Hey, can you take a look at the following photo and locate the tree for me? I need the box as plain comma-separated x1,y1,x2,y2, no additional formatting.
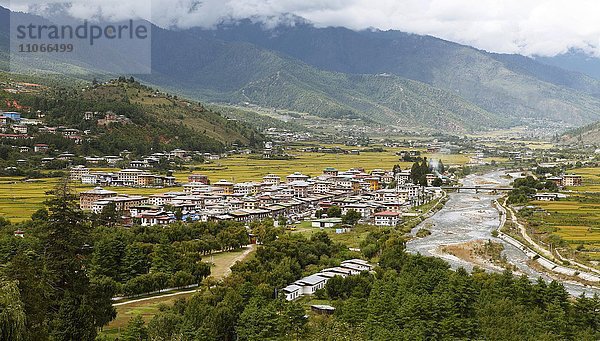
151,242,177,273
96,202,122,227
278,215,287,228
281,300,308,340
122,315,148,341
50,294,97,341
342,209,362,226
38,179,103,339
236,297,281,340
0,280,25,341
88,276,118,329
148,312,182,341
327,206,342,218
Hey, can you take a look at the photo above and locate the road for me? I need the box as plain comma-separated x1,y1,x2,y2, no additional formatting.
406,170,600,297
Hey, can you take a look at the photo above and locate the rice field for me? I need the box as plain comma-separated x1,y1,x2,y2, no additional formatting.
531,191,600,253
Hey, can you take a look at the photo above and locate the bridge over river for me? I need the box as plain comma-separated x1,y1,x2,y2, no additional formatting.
441,185,513,193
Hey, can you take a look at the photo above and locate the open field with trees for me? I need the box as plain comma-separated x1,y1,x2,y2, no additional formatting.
101,246,256,338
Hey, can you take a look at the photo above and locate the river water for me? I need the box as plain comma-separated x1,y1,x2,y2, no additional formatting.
406,170,600,296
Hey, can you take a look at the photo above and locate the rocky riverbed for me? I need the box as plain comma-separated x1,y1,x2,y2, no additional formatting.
406,170,600,296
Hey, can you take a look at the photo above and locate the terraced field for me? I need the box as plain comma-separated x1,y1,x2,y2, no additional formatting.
527,167,600,263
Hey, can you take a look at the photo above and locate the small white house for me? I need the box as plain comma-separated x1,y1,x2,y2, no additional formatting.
320,267,352,277
282,284,302,301
311,217,342,228
339,263,363,275
294,274,329,295
341,259,373,271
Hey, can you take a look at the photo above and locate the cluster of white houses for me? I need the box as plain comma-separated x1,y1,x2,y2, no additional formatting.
78,167,444,226
71,166,177,188
282,259,373,301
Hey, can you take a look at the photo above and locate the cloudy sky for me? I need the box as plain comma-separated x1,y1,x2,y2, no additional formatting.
4,0,600,57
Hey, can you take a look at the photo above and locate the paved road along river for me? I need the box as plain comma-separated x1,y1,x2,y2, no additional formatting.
406,170,600,296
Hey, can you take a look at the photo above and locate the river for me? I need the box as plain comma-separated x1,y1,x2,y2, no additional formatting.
406,170,600,296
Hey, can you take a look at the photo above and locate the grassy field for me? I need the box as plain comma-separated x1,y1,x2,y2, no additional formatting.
293,221,381,249
0,149,470,222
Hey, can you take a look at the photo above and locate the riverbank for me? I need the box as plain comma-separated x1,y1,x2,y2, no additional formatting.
496,199,600,284
406,170,600,296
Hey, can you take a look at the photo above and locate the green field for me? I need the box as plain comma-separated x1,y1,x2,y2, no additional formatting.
0,149,470,222
525,166,600,264
293,221,381,249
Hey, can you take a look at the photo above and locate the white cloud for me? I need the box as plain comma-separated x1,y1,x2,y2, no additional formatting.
4,0,600,57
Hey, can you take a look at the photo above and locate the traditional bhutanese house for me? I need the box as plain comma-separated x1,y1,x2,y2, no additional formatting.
351,179,362,193
33,143,49,153
212,180,234,194
188,174,209,184
286,172,309,183
229,210,250,222
323,167,339,176
138,211,174,226
79,187,118,211
263,204,286,219
374,210,401,226
262,174,281,185
562,174,582,187
365,177,380,191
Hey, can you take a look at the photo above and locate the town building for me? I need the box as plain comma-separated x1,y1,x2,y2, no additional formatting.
69,165,90,181
374,211,402,226
562,174,583,187
79,187,118,211
188,174,209,184
311,217,343,228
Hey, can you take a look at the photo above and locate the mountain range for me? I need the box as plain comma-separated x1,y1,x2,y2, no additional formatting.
3,7,600,133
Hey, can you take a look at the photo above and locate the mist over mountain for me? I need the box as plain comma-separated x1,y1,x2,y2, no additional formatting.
4,7,600,132
185,20,600,126
536,51,600,81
